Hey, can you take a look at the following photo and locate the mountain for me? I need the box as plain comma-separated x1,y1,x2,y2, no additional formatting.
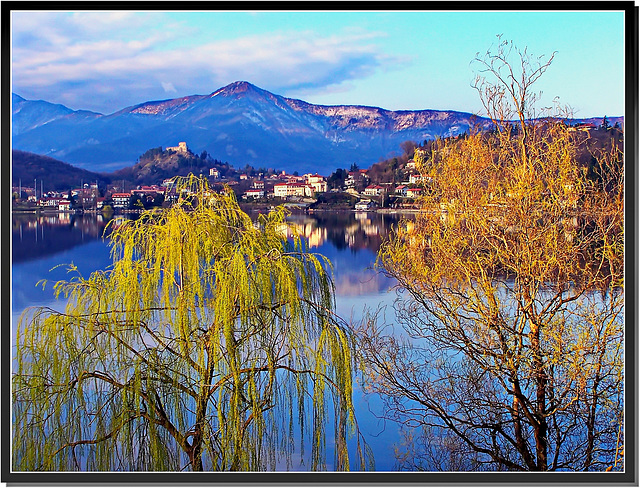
12,82,623,175
12,82,492,174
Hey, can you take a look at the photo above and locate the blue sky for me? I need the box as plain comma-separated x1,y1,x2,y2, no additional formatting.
11,9,626,118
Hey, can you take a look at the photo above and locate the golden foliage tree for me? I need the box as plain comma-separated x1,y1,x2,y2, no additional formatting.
358,39,624,471
14,176,370,471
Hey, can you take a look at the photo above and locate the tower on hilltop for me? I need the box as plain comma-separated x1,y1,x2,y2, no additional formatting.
167,142,188,153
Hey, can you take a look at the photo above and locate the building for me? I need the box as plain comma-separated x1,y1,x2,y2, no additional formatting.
407,187,422,198
111,193,131,208
244,189,265,199
273,183,313,198
395,185,408,196
355,199,376,211
304,174,327,193
58,200,72,212
132,185,165,197
167,142,188,153
345,170,369,189
162,178,177,188
209,168,220,179
39,197,62,207
364,185,385,197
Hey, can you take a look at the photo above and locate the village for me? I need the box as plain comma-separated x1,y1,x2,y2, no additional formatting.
12,142,428,214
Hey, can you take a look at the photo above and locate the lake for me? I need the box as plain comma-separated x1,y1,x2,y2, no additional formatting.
11,210,415,471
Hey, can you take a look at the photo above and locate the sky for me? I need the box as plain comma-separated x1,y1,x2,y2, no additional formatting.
11,9,626,118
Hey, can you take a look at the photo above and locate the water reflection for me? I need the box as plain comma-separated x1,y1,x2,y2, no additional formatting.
12,213,110,263
11,210,414,471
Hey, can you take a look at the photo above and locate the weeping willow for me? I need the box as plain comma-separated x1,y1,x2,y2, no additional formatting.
14,175,371,472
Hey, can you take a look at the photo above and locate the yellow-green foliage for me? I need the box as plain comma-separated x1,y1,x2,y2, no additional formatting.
14,175,368,472
371,120,624,471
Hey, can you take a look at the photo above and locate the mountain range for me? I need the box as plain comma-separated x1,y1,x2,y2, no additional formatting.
12,81,495,174
12,81,622,175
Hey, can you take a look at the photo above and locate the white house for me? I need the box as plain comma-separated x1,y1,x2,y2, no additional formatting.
244,189,265,199
111,193,131,208
364,185,385,196
355,199,376,211
273,183,313,198
58,199,72,212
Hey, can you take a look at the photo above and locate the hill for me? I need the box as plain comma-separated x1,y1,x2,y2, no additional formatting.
111,145,232,186
11,150,111,191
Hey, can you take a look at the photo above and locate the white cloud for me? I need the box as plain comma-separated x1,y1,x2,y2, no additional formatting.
11,12,404,113
161,82,177,93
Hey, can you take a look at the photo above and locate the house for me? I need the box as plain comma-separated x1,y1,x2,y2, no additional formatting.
132,186,165,198
407,187,422,198
162,178,177,188
209,168,220,179
111,193,131,208
273,183,313,198
305,174,328,193
409,174,426,184
39,197,61,207
355,199,376,211
395,185,408,196
364,185,385,197
244,189,265,199
253,180,265,189
58,199,72,212
345,169,369,188
164,190,179,204
305,174,325,184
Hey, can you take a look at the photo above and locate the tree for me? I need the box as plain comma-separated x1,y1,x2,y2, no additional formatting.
358,40,624,471
327,168,348,190
400,140,418,157
14,175,371,471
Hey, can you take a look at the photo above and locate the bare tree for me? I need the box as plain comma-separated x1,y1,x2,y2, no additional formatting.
358,40,624,471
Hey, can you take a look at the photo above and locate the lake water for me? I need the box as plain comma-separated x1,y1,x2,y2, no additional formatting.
11,210,414,471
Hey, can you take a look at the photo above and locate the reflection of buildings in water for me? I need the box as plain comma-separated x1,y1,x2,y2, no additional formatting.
361,222,380,237
352,212,382,236
278,219,327,248
14,213,108,244
343,222,360,249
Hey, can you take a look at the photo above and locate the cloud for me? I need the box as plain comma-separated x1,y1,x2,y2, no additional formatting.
161,82,177,93
11,12,405,113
